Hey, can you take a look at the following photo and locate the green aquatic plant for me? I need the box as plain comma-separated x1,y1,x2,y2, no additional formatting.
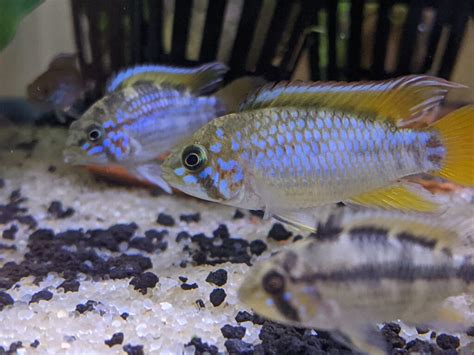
0,0,44,52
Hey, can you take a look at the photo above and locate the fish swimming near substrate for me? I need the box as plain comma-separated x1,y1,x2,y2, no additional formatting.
239,209,474,354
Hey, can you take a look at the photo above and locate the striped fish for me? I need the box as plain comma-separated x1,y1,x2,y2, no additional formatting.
238,210,473,354
63,62,228,193
160,75,473,222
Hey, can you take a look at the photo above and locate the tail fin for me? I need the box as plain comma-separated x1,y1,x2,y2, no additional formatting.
432,106,474,186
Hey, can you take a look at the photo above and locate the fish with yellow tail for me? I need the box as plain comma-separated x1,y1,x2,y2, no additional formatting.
63,62,263,192
238,210,474,354
160,75,473,225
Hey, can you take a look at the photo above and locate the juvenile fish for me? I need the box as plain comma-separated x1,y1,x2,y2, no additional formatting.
238,210,474,354
27,53,94,121
161,76,473,223
63,62,231,192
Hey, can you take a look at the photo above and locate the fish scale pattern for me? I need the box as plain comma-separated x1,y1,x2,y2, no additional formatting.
224,108,439,206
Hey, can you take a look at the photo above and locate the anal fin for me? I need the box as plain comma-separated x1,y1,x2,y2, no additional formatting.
349,183,438,213
134,163,172,194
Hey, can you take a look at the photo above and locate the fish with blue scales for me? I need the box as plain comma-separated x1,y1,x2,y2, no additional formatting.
238,210,474,354
160,75,473,225
63,62,263,192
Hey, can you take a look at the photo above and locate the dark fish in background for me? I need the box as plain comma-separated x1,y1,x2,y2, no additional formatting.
27,53,95,122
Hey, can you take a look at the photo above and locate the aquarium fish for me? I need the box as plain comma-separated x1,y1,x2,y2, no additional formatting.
161,75,473,223
238,211,474,354
27,53,94,120
64,62,264,193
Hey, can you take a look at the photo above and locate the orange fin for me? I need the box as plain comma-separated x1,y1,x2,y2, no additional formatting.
431,105,474,186
239,75,464,124
349,184,438,213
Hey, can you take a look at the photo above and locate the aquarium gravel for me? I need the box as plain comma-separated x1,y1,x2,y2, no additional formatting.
0,124,473,354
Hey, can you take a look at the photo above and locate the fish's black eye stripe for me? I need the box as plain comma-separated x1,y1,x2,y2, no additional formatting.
274,296,300,322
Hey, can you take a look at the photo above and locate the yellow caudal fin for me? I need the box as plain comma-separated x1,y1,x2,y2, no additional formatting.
431,105,474,186
349,183,438,213
106,62,228,95
239,75,465,124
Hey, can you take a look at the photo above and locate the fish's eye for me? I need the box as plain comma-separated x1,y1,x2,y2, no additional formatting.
181,144,207,172
87,126,102,142
262,270,285,295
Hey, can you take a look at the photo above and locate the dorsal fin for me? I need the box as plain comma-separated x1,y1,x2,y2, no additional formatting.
49,53,78,70
106,62,228,95
239,75,464,124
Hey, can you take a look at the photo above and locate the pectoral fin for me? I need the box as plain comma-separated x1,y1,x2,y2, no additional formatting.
134,163,172,194
349,183,438,213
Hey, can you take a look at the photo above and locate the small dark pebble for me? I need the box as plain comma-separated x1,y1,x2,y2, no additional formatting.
180,213,201,223
431,331,437,339
213,224,230,239
206,269,227,286
30,340,40,348
2,224,18,240
405,339,439,353
156,213,175,226
382,322,401,335
176,231,191,243
209,288,226,307
233,210,244,219
249,210,264,218
416,325,430,334
267,223,292,241
221,324,246,339
123,344,144,355
250,239,267,255
17,215,37,228
178,276,188,282
105,332,124,347
181,283,198,290
48,165,56,173
47,201,75,219
195,299,205,309
129,272,159,295
185,337,218,355
29,289,53,304
467,326,474,337
57,279,80,293
144,229,167,241
0,178,4,188
293,235,303,242
225,339,254,354
121,312,129,320
76,300,97,314
381,323,405,349
436,333,460,350
7,341,23,353
0,290,14,311
235,311,253,323
179,260,187,268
